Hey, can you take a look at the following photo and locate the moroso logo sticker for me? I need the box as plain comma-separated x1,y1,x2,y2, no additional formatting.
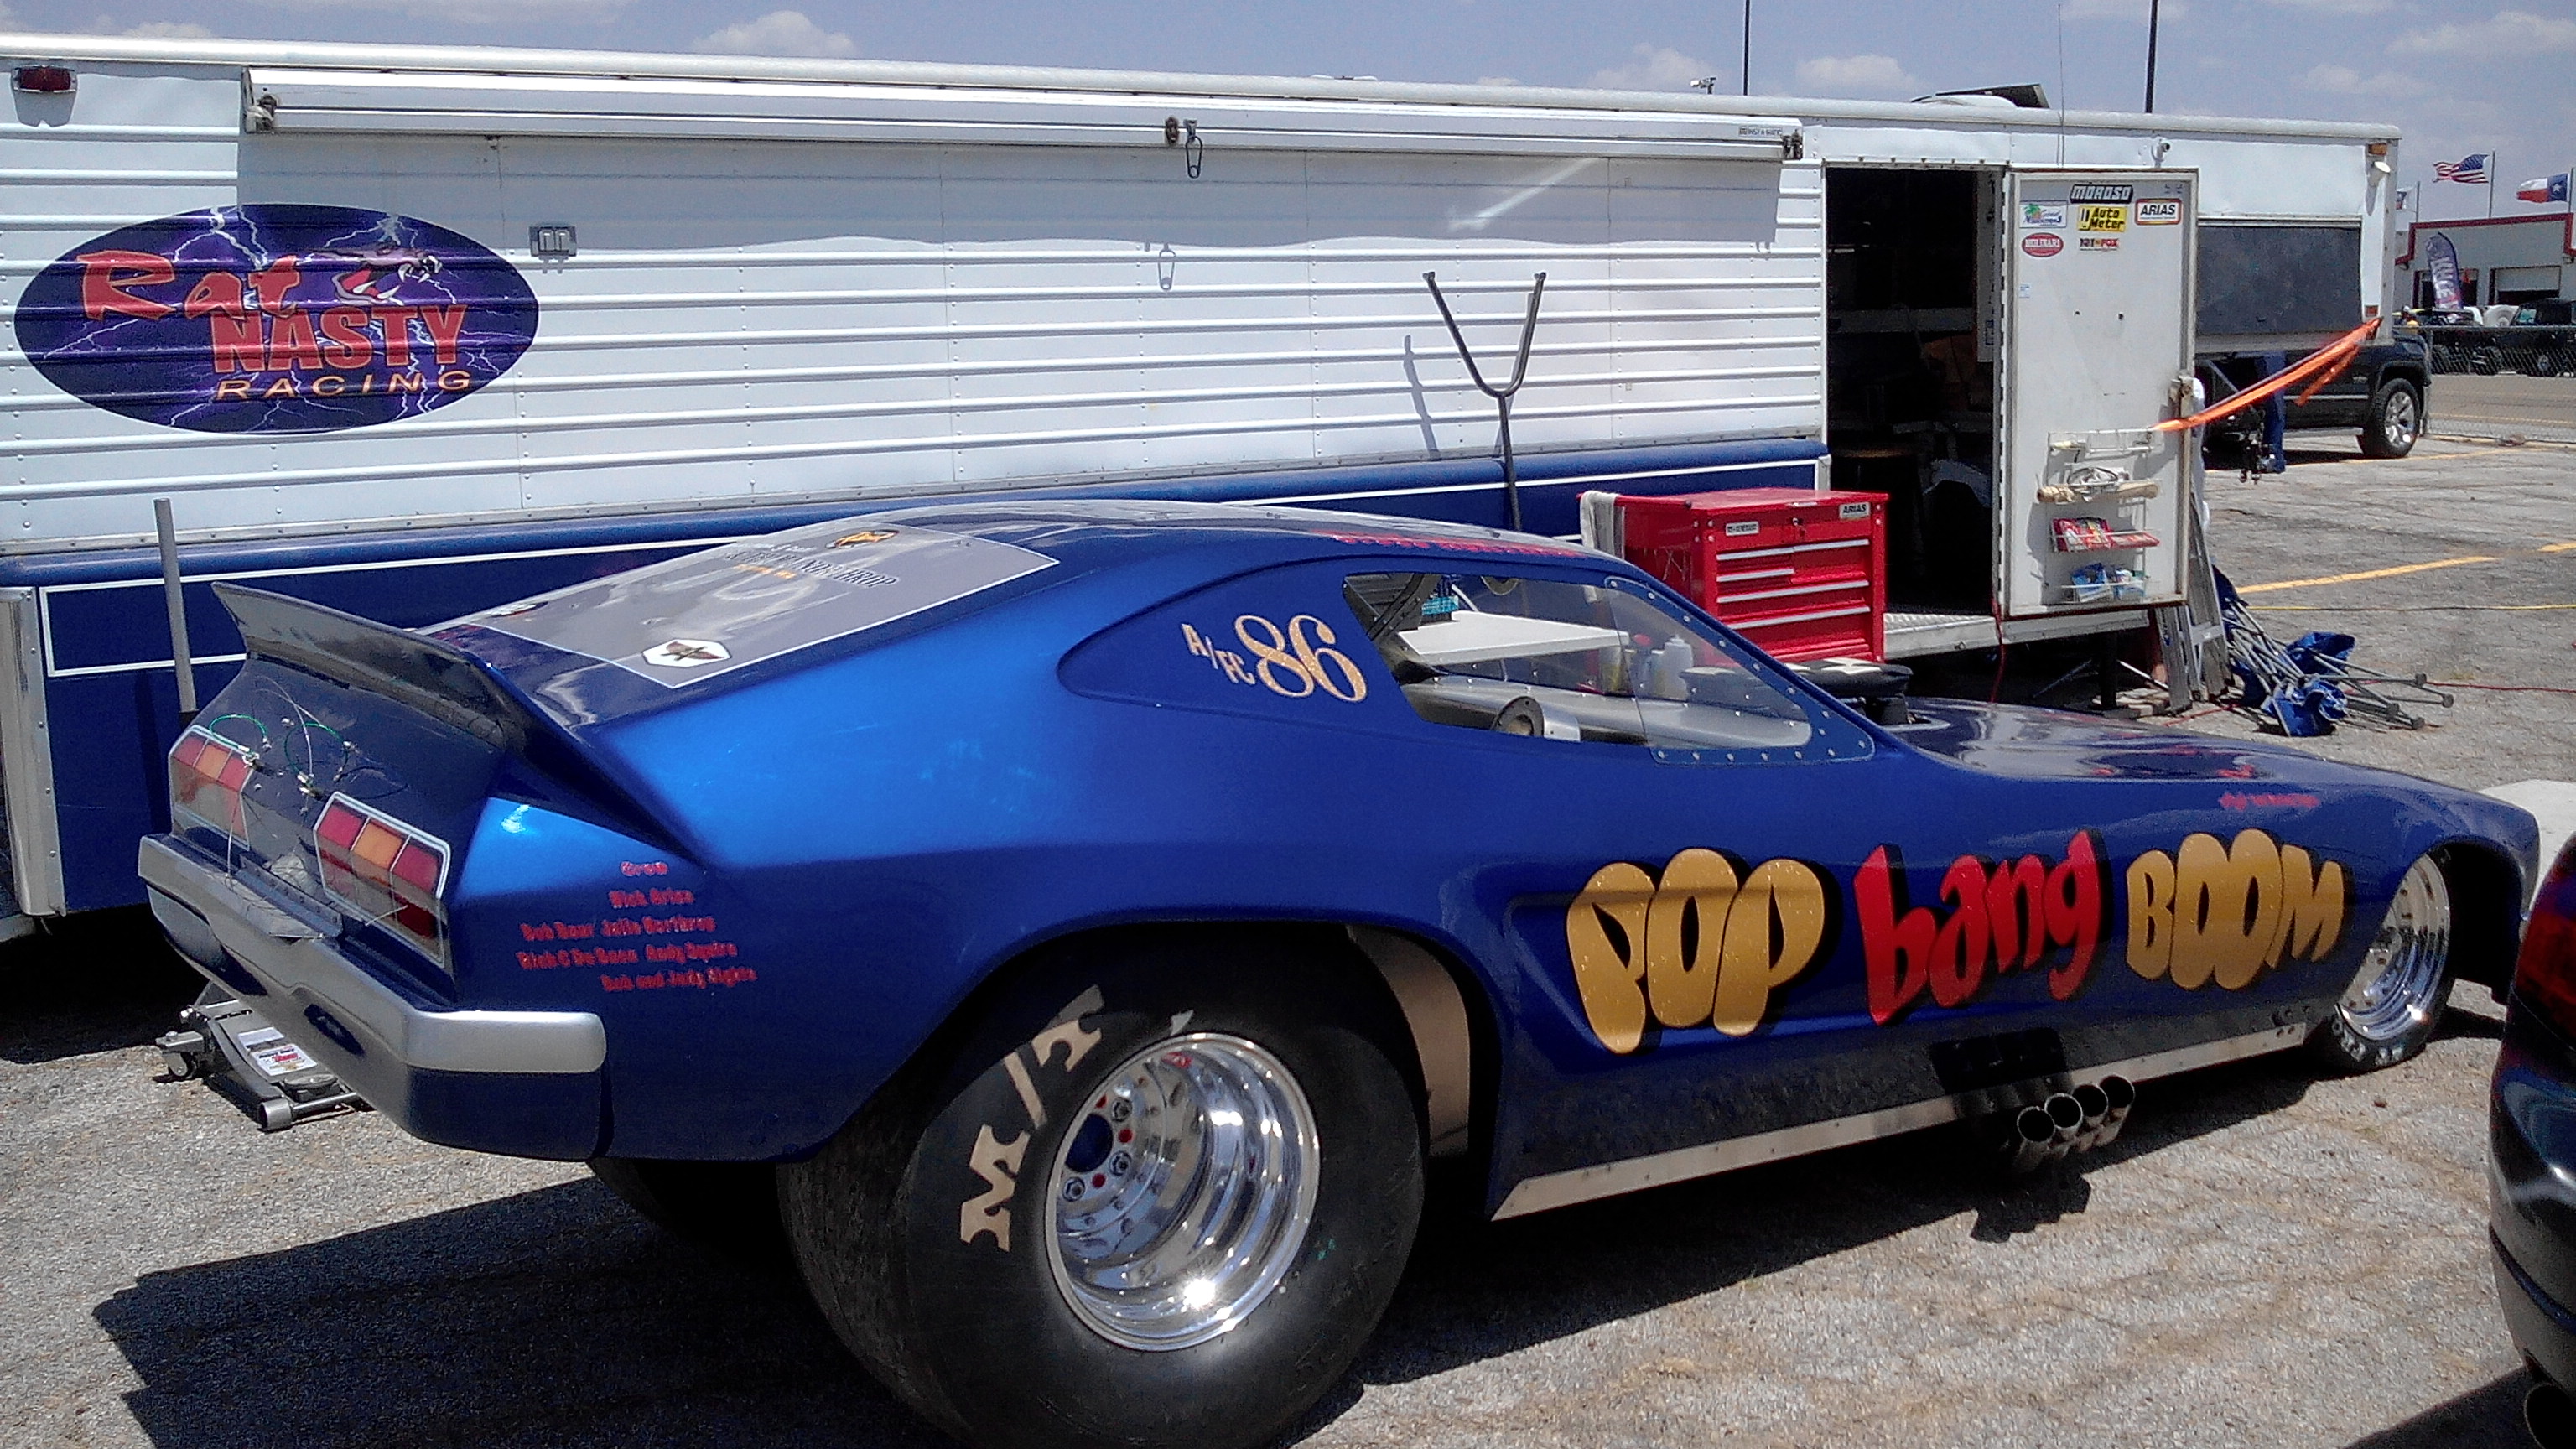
13,205,538,434
2021,231,2065,258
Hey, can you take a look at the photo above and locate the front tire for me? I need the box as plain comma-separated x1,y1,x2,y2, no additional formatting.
2359,377,2423,459
781,931,1425,1449
2527,349,2564,379
2309,854,2455,1073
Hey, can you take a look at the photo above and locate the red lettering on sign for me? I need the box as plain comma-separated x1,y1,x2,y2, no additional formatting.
268,312,325,371
318,307,372,367
247,259,300,315
374,304,418,366
421,304,469,365
184,271,247,319
78,251,175,320
209,315,264,374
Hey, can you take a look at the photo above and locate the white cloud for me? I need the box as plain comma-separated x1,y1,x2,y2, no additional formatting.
1589,44,1711,91
2063,0,2189,19
2391,8,2576,56
118,21,215,36
244,0,626,23
1475,75,1522,88
693,10,857,58
2301,61,2427,97
1794,54,1918,95
2266,0,2393,12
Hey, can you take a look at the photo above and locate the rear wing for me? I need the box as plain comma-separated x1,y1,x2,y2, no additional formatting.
214,584,680,850
216,582,541,752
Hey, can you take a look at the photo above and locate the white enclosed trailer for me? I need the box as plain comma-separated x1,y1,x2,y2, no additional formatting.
0,34,2395,928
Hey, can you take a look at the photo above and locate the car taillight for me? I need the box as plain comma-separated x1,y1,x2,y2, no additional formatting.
170,726,255,842
315,794,451,971
2512,841,2576,1039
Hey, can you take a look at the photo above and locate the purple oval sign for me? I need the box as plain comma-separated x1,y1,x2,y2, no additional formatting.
14,205,538,434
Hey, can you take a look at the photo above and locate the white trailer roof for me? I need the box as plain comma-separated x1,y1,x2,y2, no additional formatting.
0,31,2398,146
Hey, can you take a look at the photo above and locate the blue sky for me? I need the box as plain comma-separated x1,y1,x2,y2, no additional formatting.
6,0,2570,220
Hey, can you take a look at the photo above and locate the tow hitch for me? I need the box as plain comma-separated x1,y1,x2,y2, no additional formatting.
155,983,368,1131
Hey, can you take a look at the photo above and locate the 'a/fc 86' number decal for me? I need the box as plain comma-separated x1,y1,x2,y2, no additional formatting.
1182,615,1369,703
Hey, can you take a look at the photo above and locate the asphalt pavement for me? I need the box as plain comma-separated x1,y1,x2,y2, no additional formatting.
2429,375,2576,445
3,436,2572,1449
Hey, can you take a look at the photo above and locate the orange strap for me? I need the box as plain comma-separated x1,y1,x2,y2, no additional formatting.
2154,318,2381,432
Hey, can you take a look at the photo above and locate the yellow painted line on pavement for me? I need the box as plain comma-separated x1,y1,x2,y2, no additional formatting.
2237,539,2576,594
2235,556,2499,593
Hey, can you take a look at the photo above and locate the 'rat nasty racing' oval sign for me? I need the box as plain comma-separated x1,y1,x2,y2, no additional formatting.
14,205,538,434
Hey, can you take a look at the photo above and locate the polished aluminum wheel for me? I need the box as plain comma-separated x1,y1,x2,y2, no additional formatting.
1046,1032,1319,1351
2339,856,2452,1044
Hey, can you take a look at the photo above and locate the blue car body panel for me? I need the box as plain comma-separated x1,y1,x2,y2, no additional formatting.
146,497,2537,1214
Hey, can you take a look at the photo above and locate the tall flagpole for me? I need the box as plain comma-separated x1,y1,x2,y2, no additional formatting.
2489,150,2497,217
2144,0,2162,112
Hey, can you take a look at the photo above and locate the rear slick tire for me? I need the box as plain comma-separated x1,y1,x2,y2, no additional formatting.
2308,854,2455,1074
780,931,1425,1449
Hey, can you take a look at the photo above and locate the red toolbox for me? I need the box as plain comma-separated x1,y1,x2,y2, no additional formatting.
1615,487,1887,662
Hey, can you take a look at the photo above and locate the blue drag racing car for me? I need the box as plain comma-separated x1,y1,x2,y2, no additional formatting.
142,501,2536,1449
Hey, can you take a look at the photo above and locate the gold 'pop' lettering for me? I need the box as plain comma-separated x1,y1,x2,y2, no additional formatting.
1566,849,1832,1052
1567,862,1658,1055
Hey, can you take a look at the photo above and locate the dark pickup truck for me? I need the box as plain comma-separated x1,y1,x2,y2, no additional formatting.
2194,335,2433,469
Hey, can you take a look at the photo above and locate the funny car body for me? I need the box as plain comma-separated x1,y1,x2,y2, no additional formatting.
141,501,2537,1449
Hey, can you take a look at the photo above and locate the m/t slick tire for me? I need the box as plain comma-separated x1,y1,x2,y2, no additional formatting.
780,929,1426,1449
2309,854,2454,1074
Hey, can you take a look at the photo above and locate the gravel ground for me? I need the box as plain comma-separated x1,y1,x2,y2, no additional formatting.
3,437,2570,1449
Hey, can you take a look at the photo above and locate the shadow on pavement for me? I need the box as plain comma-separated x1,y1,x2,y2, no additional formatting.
0,906,200,1066
2344,1369,2532,1448
96,1176,947,1449
98,1054,2333,1449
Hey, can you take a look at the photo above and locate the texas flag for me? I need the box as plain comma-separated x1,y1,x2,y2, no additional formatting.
2519,173,2571,204
2434,153,2492,183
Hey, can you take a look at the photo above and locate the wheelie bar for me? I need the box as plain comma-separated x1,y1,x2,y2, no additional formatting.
155,981,369,1132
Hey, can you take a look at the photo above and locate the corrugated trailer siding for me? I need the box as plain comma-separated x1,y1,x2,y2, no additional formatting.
0,65,1824,548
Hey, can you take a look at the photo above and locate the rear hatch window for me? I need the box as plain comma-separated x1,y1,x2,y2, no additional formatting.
437,520,1055,693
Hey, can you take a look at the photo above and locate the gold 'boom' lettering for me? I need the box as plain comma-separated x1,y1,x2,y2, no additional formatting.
1567,849,1831,1052
2127,829,2347,989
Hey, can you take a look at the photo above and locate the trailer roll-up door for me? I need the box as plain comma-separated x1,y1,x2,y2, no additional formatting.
1997,169,2197,619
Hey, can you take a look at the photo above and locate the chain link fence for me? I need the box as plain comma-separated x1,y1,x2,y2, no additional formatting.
2410,325,2576,445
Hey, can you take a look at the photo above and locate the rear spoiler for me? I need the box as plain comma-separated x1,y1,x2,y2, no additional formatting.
217,583,540,751
214,584,683,851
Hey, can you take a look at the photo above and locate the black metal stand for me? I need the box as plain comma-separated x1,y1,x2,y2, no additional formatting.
1424,271,1546,533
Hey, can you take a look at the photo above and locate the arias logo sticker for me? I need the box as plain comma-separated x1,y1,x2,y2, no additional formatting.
2022,231,2065,258
14,205,538,434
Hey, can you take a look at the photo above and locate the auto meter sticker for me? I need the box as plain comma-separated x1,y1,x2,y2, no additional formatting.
454,519,1056,688
14,205,538,434
2136,198,2183,226
2078,205,2130,233
1561,828,2353,1052
2020,203,2067,228
2022,232,2066,258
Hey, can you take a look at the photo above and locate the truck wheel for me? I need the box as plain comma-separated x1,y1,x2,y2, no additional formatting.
2309,854,2454,1074
2527,350,2563,379
781,932,1425,1449
2470,347,2503,377
589,1158,787,1260
2359,378,2423,459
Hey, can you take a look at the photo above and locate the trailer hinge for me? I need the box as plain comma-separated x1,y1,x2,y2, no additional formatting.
244,89,277,133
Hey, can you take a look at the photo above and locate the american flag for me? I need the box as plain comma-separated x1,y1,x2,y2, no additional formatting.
2433,153,2491,184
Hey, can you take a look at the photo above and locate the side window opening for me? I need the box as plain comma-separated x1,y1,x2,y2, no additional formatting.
1342,570,1815,752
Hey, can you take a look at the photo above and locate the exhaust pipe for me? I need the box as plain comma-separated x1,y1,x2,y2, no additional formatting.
2528,1380,2576,1449
2093,1076,2136,1149
2070,1082,2110,1150
1999,1104,2060,1175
